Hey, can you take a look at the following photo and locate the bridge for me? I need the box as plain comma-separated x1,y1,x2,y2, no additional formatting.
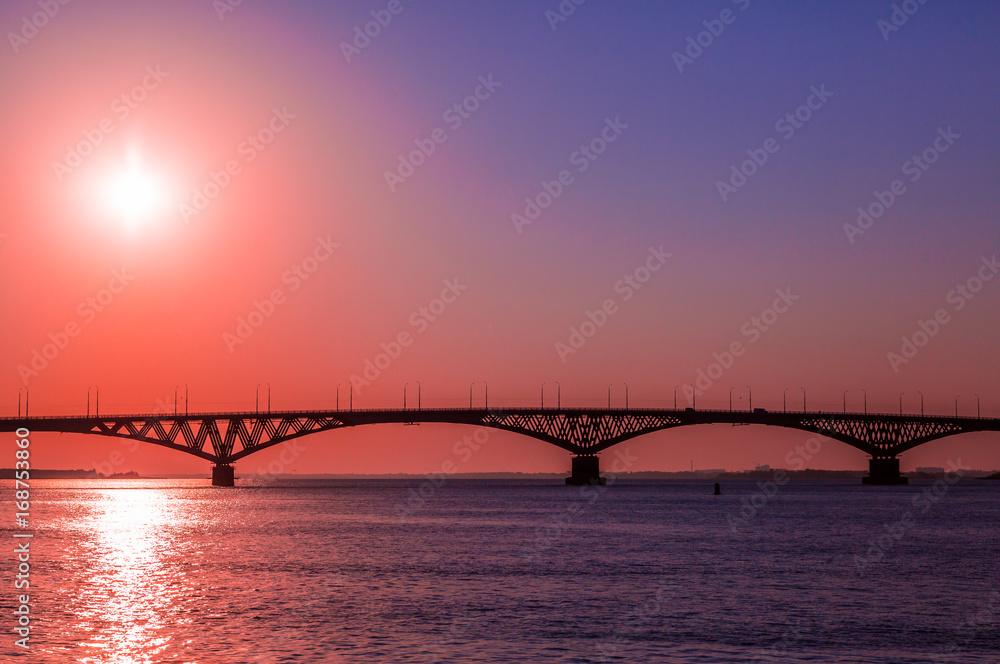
3,406,998,486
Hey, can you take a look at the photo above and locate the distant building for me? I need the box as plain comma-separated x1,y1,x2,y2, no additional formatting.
754,464,771,472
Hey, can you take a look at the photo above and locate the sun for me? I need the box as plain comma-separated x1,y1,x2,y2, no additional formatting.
100,146,170,228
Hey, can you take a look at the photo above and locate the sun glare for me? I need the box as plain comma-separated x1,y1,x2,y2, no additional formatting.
100,146,170,229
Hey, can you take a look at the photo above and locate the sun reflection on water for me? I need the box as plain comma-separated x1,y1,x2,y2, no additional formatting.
76,487,182,664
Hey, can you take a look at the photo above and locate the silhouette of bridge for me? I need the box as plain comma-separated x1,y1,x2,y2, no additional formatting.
4,406,998,486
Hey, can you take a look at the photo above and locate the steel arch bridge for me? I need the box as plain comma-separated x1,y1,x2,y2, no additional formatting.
3,407,998,485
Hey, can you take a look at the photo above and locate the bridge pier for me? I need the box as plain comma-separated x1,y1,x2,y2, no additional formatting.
212,464,235,487
566,455,606,486
862,457,908,485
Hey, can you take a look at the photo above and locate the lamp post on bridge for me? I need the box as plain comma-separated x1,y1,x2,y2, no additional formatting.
729,387,734,413
256,384,260,413
624,383,629,409
843,390,848,414
417,381,421,410
608,384,613,409
917,390,924,417
674,385,679,410
470,383,474,409
404,383,408,410
975,393,980,418
801,387,806,413
18,387,28,419
955,395,960,417
783,388,788,414
899,392,904,416
255,384,270,414
861,389,867,415
89,386,99,417
555,381,560,409
747,386,752,411
485,381,488,410
336,383,341,411
541,383,545,408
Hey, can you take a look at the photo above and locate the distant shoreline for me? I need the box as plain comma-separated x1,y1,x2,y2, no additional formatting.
4,469,998,480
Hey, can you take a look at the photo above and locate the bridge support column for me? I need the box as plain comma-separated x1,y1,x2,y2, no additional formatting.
566,455,606,486
212,464,235,487
862,457,908,485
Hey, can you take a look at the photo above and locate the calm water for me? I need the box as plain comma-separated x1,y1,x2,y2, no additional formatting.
3,478,999,663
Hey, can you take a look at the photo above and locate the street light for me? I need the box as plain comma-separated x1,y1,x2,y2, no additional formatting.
624,382,629,409
674,385,680,410
747,386,752,411
89,386,98,417
801,387,806,413
608,384,613,409
256,384,261,413
975,393,980,418
899,392,904,416
729,387,735,413
336,383,341,411
404,383,408,410
470,383,475,409
19,387,28,419
541,383,546,408
783,388,789,414
955,394,960,417
417,381,421,410
917,390,924,417
555,381,561,409
861,389,867,415
484,381,488,409
843,390,848,414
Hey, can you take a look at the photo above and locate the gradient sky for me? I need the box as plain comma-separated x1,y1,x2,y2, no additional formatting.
2,0,999,476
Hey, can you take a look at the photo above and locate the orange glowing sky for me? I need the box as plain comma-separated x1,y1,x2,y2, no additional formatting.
2,1,999,476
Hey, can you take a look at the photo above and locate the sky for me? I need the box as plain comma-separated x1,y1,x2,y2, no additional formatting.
1,0,999,477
